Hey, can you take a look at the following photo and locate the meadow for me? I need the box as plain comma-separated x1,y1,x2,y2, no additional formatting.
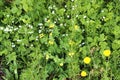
0,0,120,80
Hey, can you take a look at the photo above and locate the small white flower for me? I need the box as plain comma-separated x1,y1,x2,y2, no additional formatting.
44,18,47,21
7,25,11,28
64,23,66,26
14,28,19,31
4,27,12,32
62,34,65,36
53,5,56,8
28,24,33,29
38,23,43,26
76,15,78,18
39,26,42,29
54,21,56,24
30,44,33,47
65,34,68,36
67,15,70,18
83,16,87,18
79,42,85,47
72,7,75,10
14,69,17,74
39,30,42,33
48,6,52,9
17,40,21,42
12,43,14,44
0,27,4,30
82,29,85,32
101,10,104,12
36,38,38,41
71,0,74,2
72,6,75,10
52,11,55,14
11,43,15,48
87,21,89,23
65,5,67,8
6,15,10,17
12,21,14,23
103,16,105,19
60,23,63,26
19,25,22,28
81,42,85,45
58,18,60,21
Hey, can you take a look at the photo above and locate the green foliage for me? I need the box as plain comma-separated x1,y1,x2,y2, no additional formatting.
0,0,120,80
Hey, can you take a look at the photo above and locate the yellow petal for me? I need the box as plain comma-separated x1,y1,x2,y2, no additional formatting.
83,57,91,64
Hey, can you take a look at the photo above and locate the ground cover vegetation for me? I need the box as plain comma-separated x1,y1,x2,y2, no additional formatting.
0,0,120,80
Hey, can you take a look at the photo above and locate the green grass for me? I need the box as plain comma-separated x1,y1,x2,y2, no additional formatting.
0,0,120,80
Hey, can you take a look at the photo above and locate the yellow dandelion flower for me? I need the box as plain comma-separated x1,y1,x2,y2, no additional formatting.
48,40,54,45
81,71,87,77
74,25,79,30
60,63,63,66
69,40,75,45
49,24,54,28
39,33,44,38
103,50,111,57
83,57,91,64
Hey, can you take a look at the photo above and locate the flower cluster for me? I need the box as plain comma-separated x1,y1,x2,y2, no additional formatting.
39,33,44,38
80,49,111,77
68,52,75,57
80,57,91,77
69,40,75,46
48,40,54,45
